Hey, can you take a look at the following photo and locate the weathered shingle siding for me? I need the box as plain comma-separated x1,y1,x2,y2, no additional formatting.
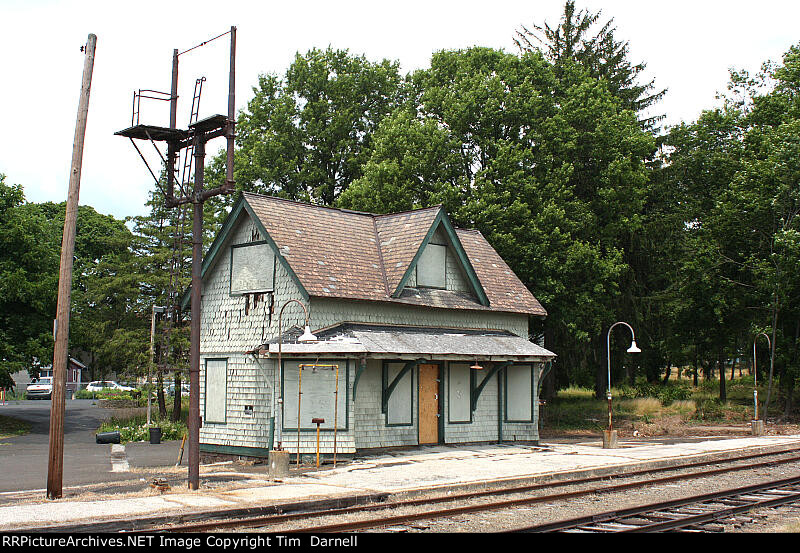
353,360,419,449
200,212,306,450
198,206,540,454
310,297,529,338
199,354,275,449
200,212,305,355
442,363,500,443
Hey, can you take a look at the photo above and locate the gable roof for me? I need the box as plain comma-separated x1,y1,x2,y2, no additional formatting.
202,192,546,317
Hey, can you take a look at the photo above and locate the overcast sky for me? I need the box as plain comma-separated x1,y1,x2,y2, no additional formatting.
2,0,799,220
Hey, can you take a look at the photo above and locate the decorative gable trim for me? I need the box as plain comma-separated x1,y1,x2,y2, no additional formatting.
240,198,310,302
391,210,490,307
181,194,309,310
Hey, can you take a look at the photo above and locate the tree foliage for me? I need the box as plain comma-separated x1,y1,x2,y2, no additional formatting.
231,47,404,206
0,175,136,386
514,0,665,128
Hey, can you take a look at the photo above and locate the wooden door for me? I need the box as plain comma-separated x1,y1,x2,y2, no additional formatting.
418,364,439,444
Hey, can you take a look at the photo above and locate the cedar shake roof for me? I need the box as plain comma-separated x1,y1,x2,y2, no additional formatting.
239,192,547,317
374,207,441,294
456,229,546,315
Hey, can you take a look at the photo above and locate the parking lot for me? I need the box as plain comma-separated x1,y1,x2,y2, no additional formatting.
0,400,161,493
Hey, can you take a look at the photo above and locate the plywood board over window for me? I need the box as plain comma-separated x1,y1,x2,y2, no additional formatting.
416,243,446,288
448,363,471,423
231,241,274,294
283,360,348,431
505,365,533,422
384,362,413,426
205,359,228,424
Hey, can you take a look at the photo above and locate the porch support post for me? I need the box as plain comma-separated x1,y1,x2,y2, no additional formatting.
471,361,512,412
352,357,367,401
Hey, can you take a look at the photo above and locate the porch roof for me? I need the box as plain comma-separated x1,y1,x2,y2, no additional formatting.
260,323,556,363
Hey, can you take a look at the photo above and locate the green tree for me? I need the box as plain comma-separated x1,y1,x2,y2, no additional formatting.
0,175,58,386
514,0,665,129
229,47,404,206
0,176,137,388
340,48,655,396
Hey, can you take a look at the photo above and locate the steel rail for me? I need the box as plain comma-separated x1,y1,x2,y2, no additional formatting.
19,444,800,534
513,476,800,533
154,447,800,534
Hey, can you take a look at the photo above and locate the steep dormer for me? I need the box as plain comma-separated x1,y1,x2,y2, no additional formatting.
391,211,489,307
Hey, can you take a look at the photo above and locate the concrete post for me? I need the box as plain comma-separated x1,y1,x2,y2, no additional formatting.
269,449,289,478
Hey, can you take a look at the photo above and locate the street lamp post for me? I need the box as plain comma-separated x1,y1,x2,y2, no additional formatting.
605,321,641,448
752,333,771,435
274,299,317,456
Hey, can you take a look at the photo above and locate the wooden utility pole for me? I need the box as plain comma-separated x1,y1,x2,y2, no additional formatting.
47,33,97,500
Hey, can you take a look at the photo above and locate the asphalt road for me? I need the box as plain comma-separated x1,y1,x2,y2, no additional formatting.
0,400,153,493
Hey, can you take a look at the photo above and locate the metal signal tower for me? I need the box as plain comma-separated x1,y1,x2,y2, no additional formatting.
116,27,237,490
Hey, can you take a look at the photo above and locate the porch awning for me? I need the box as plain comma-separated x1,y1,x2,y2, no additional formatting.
262,323,556,363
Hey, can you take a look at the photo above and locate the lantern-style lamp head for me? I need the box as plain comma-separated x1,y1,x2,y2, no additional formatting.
298,325,318,342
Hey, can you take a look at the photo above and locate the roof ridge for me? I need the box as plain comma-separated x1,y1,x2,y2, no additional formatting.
372,215,391,296
373,204,442,218
243,191,443,219
243,191,374,217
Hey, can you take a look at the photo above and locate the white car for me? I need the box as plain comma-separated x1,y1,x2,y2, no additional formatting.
26,377,53,399
86,380,136,393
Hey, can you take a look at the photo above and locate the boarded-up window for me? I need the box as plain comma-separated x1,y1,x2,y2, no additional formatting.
385,362,413,425
416,243,446,288
205,359,228,424
505,365,533,422
283,361,347,430
231,242,274,294
448,363,471,423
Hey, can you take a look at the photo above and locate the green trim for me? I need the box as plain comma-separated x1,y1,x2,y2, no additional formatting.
180,194,309,310
203,358,228,424
200,442,273,458
382,360,417,419
503,364,534,423
446,362,472,424
391,210,489,306
352,358,367,401
280,358,349,432
471,362,512,412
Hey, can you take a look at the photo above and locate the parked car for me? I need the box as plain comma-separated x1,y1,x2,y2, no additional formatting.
166,382,190,397
85,380,136,393
26,377,53,399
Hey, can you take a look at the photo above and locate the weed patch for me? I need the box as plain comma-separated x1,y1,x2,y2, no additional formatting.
0,415,31,439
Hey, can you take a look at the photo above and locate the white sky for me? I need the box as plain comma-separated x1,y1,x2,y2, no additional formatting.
1,0,799,220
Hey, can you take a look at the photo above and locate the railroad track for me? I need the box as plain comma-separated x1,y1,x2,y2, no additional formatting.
148,446,800,534
23,445,800,534
513,476,800,532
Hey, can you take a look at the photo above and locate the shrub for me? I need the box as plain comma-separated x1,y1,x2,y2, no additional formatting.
657,383,692,405
616,380,691,406
669,400,697,416
98,412,187,443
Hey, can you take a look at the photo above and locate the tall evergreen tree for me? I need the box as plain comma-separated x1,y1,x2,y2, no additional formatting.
515,1,665,129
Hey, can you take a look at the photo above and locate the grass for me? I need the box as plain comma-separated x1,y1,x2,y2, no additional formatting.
0,415,31,439
540,375,792,435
